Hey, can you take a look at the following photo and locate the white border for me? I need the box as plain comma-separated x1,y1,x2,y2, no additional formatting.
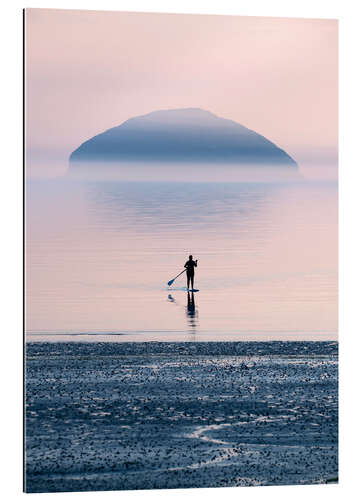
1,1,356,499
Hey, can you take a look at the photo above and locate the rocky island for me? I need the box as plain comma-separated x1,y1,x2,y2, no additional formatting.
69,108,298,173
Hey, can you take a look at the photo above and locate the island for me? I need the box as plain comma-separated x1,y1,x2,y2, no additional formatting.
69,108,298,171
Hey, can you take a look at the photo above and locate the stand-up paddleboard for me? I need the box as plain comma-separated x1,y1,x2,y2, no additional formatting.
167,286,185,291
166,287,199,292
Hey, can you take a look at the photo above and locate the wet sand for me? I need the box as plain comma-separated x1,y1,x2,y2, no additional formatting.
25,342,338,492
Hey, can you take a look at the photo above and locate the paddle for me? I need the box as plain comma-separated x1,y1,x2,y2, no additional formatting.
167,269,186,287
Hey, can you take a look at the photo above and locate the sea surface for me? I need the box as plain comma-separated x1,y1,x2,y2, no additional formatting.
26,167,337,341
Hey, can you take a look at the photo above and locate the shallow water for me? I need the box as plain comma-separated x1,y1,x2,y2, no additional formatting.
26,172,337,341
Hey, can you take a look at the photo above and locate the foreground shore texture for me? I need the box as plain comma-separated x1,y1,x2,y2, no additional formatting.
25,342,338,492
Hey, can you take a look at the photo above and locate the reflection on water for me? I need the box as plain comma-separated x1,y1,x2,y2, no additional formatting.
167,291,199,333
26,173,337,341
86,180,273,236
186,292,198,332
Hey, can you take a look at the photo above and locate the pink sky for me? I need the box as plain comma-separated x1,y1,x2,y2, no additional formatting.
25,9,338,175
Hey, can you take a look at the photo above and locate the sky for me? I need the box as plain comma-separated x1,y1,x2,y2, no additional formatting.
25,8,338,176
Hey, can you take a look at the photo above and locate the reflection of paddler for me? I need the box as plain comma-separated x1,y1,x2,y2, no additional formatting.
184,255,198,290
187,291,195,316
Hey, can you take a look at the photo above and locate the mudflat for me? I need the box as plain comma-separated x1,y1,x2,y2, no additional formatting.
25,341,338,492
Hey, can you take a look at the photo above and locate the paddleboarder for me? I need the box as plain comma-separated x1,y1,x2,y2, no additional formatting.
184,255,198,290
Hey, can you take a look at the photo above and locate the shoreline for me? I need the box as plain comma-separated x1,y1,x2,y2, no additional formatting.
26,331,338,343
26,340,338,358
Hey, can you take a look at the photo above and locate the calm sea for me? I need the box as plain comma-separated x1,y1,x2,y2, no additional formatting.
26,168,337,341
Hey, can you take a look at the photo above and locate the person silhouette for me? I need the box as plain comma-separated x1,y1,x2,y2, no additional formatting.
184,255,198,290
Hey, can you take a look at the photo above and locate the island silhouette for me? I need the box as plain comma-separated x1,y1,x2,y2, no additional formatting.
69,108,298,169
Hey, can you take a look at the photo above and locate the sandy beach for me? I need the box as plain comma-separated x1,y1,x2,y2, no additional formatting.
25,341,338,492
